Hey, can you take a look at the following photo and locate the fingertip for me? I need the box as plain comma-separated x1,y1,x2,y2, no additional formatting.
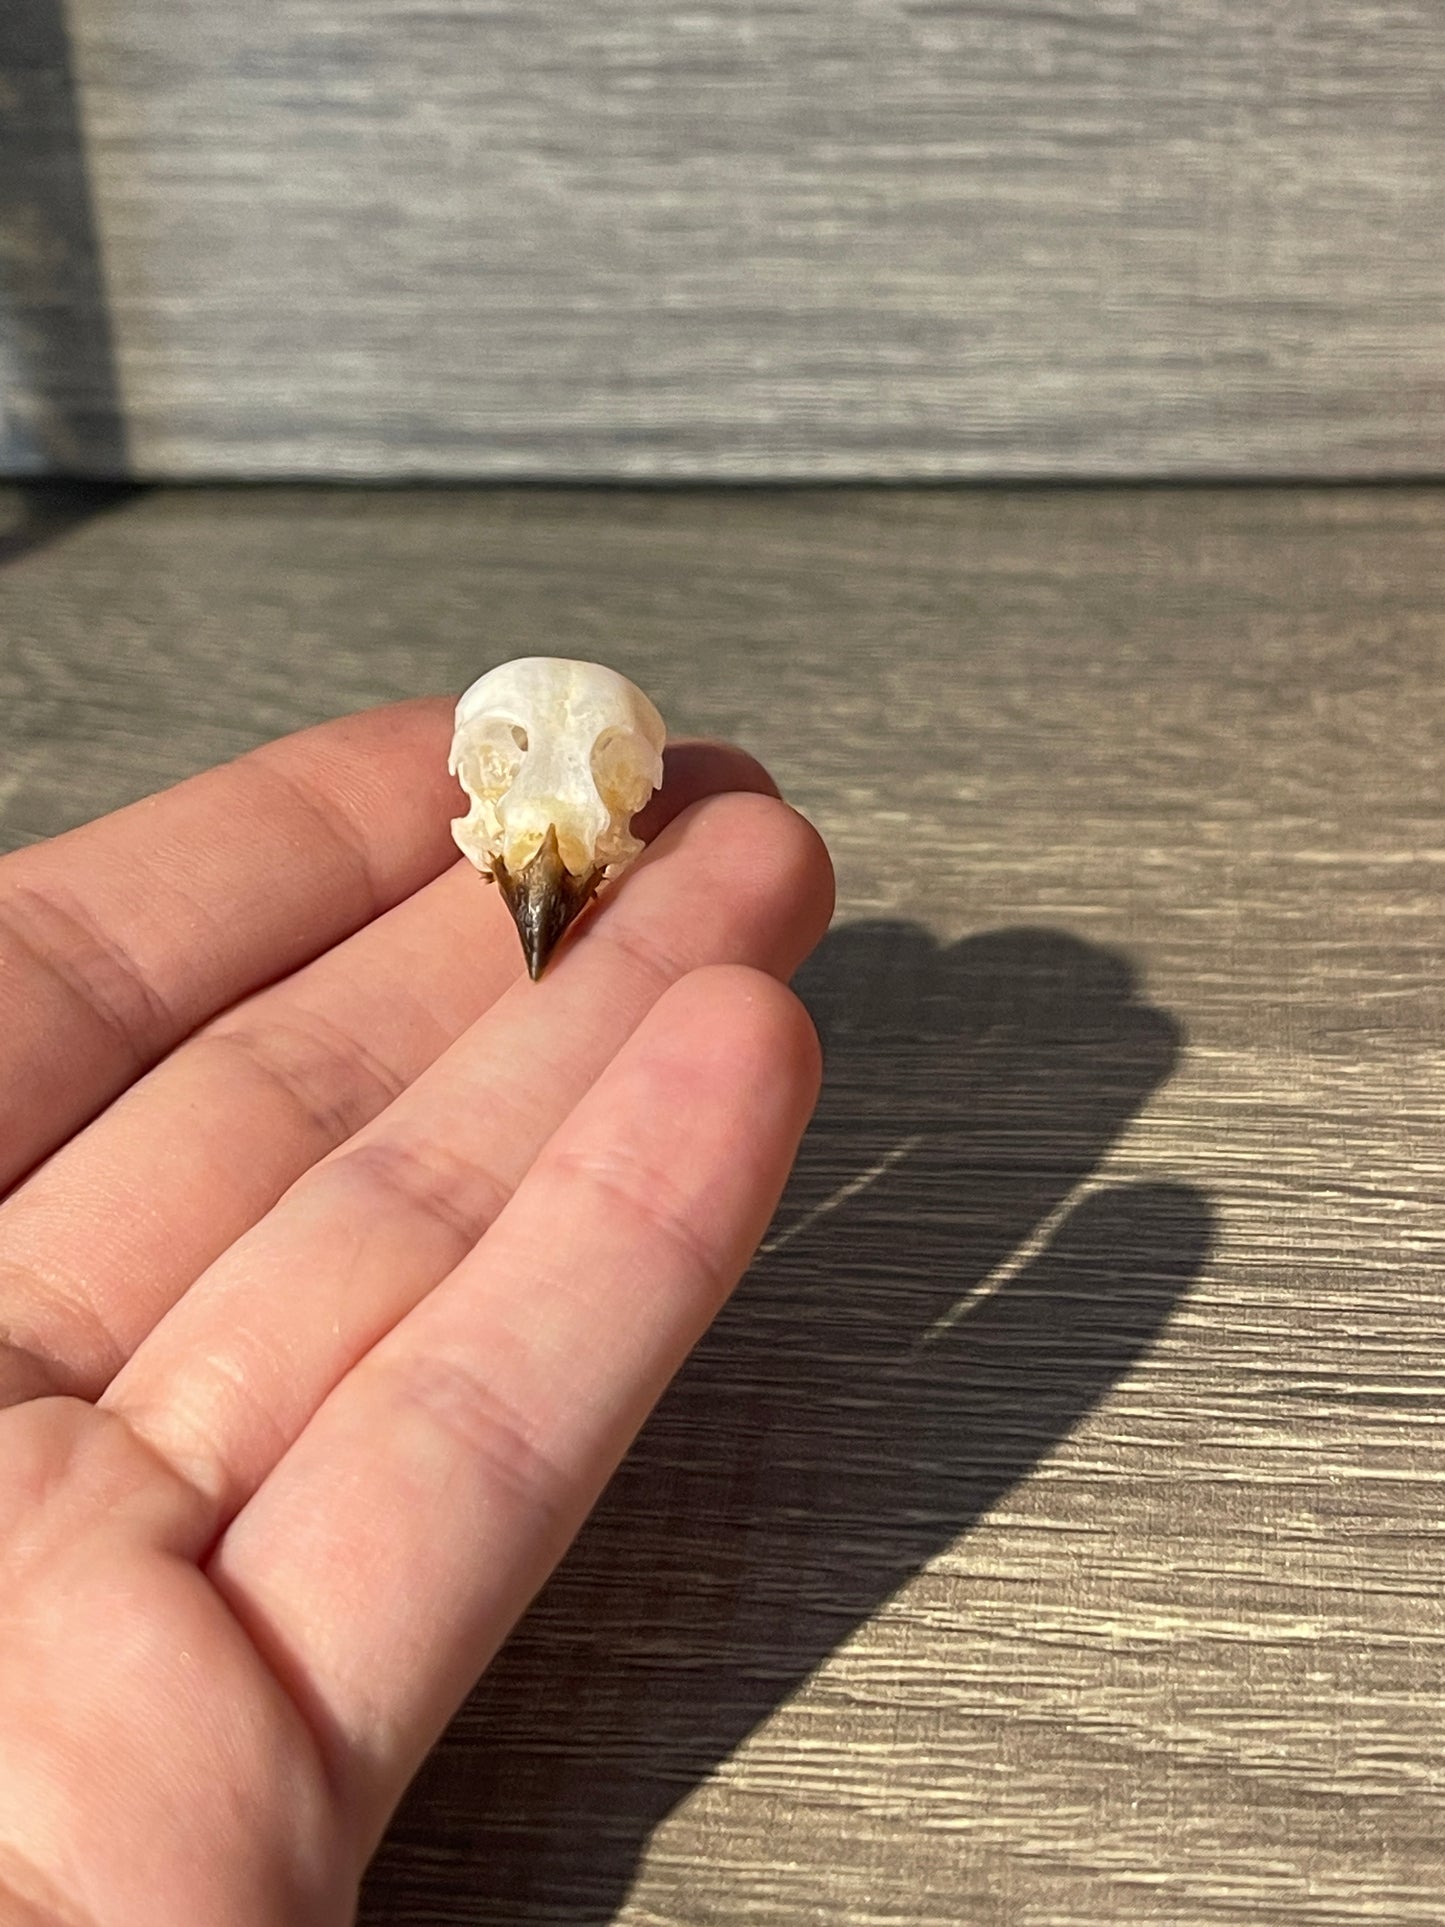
649,962,825,1131
636,739,783,844
779,805,837,959
650,787,835,980
667,738,784,802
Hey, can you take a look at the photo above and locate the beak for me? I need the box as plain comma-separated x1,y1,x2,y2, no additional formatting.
492,824,601,980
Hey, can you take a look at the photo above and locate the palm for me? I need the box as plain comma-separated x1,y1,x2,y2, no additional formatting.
0,701,832,1926
1,1408,349,1923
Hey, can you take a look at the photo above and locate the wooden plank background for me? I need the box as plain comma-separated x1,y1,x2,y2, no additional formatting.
4,0,1445,478
2,481,1442,1922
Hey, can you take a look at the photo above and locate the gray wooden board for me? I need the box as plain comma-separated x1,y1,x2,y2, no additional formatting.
1,482,1443,1922
5,1,1445,478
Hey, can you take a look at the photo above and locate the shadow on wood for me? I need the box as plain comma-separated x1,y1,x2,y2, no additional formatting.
0,483,145,567
1,1,128,474
361,921,1215,1925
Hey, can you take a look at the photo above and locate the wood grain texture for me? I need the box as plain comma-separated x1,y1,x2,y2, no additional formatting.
7,0,1445,478
1,483,1442,1923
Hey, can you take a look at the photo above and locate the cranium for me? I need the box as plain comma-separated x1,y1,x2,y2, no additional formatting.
448,657,667,978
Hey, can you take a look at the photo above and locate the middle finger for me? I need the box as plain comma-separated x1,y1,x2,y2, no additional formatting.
102,787,832,1528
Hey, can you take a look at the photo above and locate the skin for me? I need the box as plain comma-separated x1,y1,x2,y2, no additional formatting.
0,699,835,1927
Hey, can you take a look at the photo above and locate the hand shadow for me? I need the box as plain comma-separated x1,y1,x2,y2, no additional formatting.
360,922,1215,1925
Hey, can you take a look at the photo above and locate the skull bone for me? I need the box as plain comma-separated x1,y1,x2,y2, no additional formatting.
448,657,667,882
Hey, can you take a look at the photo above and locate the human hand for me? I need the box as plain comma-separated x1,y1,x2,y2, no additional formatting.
0,700,833,1925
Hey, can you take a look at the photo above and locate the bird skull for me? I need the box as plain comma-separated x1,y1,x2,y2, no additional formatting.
448,657,667,977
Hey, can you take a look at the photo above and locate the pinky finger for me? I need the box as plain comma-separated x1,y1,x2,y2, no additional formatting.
208,963,822,1849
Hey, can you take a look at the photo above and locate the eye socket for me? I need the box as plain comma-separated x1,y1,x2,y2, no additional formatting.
591,726,655,814
459,720,527,799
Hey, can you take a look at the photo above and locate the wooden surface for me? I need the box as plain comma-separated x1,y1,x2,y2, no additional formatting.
1,483,1443,1923
7,0,1445,478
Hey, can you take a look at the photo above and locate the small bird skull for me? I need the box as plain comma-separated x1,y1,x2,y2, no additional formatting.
448,657,666,977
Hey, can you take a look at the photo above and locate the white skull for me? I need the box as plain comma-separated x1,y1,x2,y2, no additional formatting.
448,657,667,884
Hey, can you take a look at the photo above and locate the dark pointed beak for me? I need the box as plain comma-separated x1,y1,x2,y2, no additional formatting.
492,824,601,980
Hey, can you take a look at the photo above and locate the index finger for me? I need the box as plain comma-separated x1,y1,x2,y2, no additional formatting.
0,699,460,1191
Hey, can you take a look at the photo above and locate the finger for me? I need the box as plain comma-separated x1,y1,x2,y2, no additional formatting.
0,744,780,1406
631,740,778,842
211,965,821,1836
0,700,459,1191
101,791,833,1518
